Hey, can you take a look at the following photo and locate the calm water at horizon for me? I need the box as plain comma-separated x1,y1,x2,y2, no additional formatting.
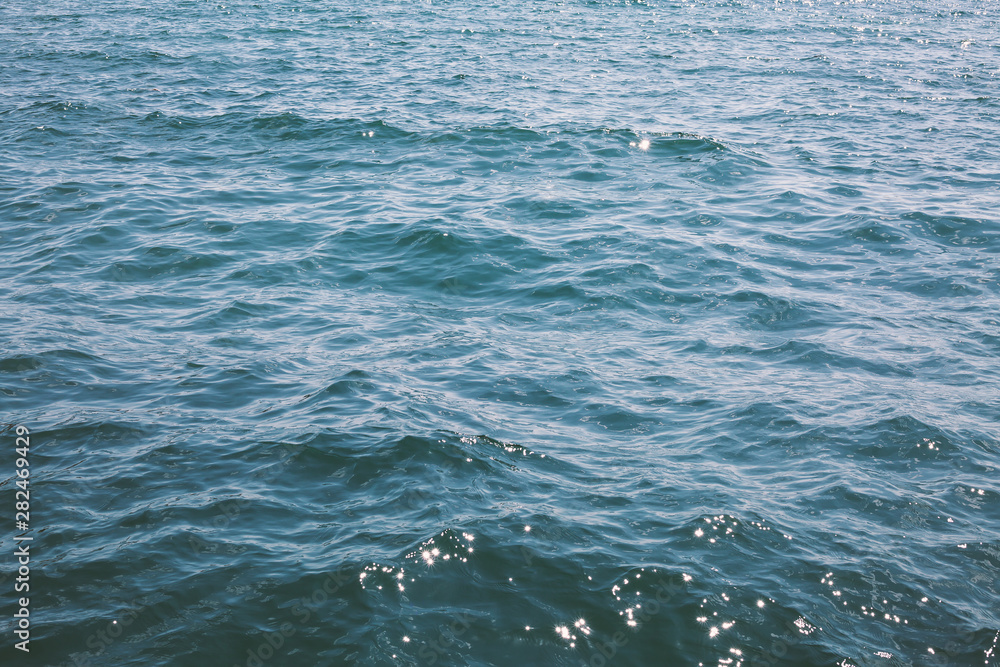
1,0,999,665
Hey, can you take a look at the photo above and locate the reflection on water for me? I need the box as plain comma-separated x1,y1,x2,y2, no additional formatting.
1,0,998,664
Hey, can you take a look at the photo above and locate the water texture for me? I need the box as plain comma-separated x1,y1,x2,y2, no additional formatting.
1,0,999,665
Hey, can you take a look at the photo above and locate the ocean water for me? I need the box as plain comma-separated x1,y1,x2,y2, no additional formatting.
1,0,999,665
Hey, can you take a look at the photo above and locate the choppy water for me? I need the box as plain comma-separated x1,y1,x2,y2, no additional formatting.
2,0,999,665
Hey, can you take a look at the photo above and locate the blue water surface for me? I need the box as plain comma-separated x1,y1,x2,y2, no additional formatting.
1,0,999,665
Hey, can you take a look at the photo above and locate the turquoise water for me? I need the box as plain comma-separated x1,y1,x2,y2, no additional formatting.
2,0,999,665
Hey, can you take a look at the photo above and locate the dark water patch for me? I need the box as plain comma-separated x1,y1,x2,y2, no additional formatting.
95,246,235,282
902,210,1000,248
